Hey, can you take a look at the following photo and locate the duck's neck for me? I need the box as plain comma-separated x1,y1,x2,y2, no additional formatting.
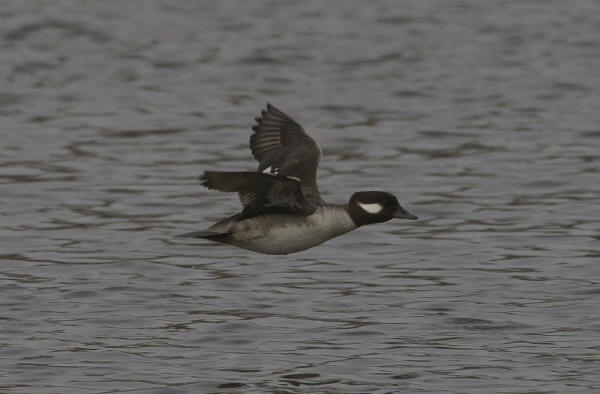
317,204,359,231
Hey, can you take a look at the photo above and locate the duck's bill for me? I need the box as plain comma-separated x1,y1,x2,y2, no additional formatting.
393,209,418,220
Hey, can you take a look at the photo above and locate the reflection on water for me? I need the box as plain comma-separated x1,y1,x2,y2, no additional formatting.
1,1,599,393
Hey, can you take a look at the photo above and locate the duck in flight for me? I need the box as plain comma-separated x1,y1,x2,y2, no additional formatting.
179,103,417,255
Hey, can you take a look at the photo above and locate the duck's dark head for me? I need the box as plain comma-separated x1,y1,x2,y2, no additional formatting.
348,191,417,226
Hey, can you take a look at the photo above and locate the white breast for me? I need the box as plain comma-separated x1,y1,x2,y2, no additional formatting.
229,205,357,255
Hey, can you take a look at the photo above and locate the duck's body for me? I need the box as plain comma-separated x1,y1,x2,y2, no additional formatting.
201,205,356,255
179,104,416,255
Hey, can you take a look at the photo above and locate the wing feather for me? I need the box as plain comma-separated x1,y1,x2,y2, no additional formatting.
201,171,316,218
250,103,323,203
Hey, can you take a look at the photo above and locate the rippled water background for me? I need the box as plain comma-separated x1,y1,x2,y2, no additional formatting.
2,1,600,393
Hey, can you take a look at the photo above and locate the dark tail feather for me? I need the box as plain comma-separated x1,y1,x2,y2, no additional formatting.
176,230,229,239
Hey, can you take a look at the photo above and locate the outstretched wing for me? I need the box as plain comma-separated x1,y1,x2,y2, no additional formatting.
250,103,323,203
201,171,316,218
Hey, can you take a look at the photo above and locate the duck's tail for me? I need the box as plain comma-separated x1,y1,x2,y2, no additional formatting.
176,230,230,240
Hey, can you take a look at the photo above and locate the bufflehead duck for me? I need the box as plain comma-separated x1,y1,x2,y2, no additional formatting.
179,103,417,255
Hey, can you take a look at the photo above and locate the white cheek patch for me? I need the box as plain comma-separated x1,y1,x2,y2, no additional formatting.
357,202,383,214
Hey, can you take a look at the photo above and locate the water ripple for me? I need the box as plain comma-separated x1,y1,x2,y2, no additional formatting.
1,1,600,393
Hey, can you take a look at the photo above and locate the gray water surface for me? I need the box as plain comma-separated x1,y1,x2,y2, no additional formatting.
1,1,600,393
